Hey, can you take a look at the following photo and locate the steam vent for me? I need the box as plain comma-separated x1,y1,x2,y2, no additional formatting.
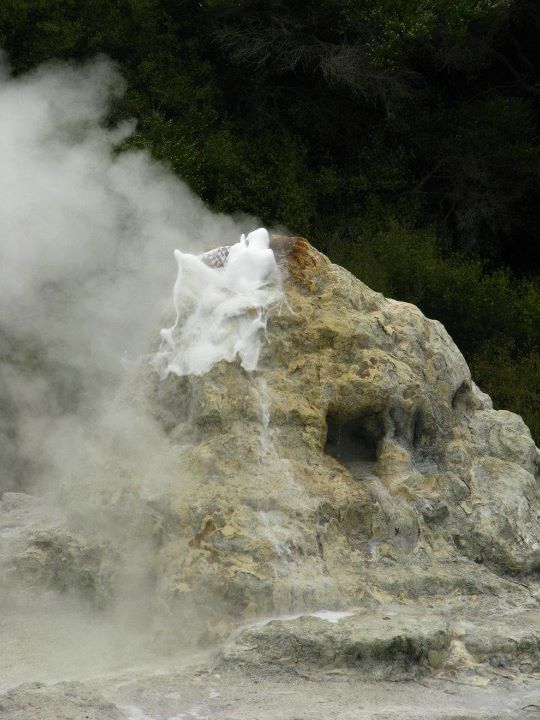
143,238,540,662
2,236,540,717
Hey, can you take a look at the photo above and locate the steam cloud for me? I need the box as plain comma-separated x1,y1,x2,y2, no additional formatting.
0,54,270,686
0,54,257,496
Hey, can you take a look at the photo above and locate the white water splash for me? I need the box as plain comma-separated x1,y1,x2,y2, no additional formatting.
154,228,282,377
235,610,356,636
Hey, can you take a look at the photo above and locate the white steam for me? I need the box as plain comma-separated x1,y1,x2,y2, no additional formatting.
155,227,282,377
0,53,282,682
0,54,262,495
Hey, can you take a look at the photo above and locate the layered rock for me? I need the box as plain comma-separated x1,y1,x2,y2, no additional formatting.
2,237,539,682
129,238,539,631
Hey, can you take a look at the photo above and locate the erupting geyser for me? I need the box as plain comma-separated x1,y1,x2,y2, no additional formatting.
1,52,540,719
154,228,283,377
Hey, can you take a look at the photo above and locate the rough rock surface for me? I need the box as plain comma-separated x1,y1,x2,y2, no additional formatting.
1,237,540,716
221,602,540,680
0,682,125,720
0,492,117,604
130,237,540,634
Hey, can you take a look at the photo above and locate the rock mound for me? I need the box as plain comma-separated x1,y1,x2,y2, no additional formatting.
133,237,539,633
221,601,540,680
1,237,539,684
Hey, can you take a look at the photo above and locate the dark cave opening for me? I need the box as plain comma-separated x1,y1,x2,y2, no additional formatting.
324,413,383,479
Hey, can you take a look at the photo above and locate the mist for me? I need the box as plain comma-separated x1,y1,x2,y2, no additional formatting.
0,53,261,494
0,53,265,685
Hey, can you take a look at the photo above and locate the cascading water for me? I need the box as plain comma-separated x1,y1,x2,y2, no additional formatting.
152,228,305,585
153,228,283,378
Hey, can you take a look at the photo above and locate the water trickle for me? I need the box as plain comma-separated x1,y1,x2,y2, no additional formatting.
153,228,282,378
251,376,273,460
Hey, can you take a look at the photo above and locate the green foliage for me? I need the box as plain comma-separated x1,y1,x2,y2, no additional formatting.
343,0,511,68
0,0,538,440
471,342,540,443
409,95,540,261
343,221,539,351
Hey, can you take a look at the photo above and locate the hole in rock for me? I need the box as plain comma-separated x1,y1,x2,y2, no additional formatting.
324,414,382,479
452,380,474,416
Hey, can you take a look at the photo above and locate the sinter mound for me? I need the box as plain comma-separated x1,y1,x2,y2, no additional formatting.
2,237,540,690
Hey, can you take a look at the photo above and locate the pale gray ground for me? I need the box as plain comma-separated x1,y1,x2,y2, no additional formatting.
2,603,540,719
2,661,540,720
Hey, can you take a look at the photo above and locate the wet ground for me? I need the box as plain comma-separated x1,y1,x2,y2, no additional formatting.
2,660,540,720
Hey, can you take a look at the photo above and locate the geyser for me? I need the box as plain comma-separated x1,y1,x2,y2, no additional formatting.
1,52,540,720
154,227,283,378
